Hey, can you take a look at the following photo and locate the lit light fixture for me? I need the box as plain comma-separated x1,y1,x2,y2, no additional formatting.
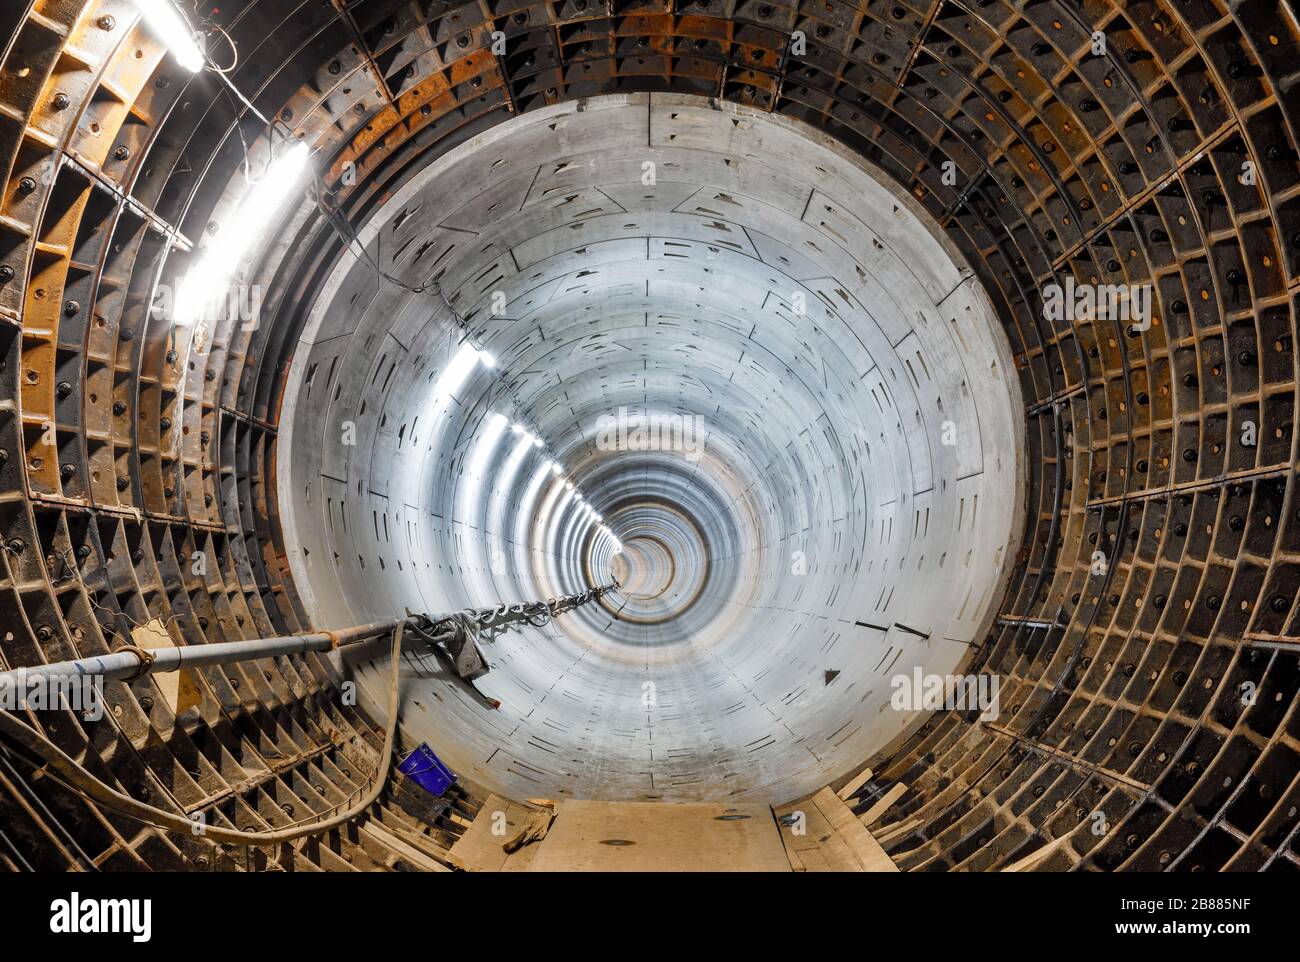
509,423,545,448
564,481,574,491
133,0,204,72
429,342,480,407
477,349,496,369
551,463,563,476
174,141,311,326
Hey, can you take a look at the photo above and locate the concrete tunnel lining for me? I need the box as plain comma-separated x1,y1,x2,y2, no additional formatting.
277,93,1026,803
2,0,1298,876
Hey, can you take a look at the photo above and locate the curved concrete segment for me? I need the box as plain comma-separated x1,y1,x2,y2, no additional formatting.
278,93,1025,803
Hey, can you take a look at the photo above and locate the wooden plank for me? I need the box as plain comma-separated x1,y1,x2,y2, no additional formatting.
793,846,832,872
778,799,859,871
774,790,899,872
360,822,451,872
811,788,899,872
837,765,874,800
1004,835,1070,873
445,794,545,872
784,844,807,872
525,800,790,872
875,817,922,845
859,783,908,826
502,843,542,871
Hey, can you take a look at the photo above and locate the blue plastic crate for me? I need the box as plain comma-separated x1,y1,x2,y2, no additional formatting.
398,743,456,797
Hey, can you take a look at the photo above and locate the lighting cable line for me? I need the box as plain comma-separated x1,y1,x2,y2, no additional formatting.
138,6,626,553
142,2,605,524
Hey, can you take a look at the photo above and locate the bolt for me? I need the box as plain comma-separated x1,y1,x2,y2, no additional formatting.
52,93,70,111
0,266,12,282
114,145,130,161
63,300,79,316
56,381,72,398
18,177,37,193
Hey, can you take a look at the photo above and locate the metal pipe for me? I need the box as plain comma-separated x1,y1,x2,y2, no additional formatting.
0,585,615,690
0,620,402,688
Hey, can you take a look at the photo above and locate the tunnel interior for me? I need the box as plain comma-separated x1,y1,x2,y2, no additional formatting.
278,93,1024,803
0,0,1299,872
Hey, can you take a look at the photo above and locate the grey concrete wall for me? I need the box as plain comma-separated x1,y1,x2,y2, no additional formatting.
278,93,1025,804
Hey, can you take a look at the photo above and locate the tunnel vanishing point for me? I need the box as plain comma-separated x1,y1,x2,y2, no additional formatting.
0,0,1297,875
